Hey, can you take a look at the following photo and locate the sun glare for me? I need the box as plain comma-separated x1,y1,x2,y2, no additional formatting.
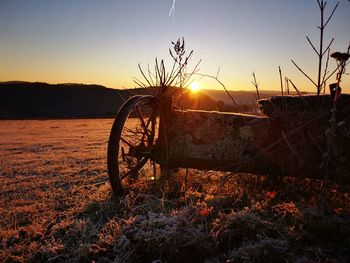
189,82,200,93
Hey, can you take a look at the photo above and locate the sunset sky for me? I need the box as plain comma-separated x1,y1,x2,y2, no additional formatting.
1,0,349,92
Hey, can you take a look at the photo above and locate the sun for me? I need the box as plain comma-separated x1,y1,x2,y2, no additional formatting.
189,82,201,93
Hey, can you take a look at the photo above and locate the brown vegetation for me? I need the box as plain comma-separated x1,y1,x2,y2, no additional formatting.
1,119,350,262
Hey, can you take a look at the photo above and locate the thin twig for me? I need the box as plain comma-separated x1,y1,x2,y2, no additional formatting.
282,131,303,160
196,73,239,106
291,59,318,87
216,66,220,79
182,59,202,88
322,38,334,56
279,66,284,96
320,48,331,93
317,0,322,9
147,64,156,86
316,0,325,95
306,36,320,55
289,79,314,112
133,77,148,88
285,77,290,95
252,71,260,100
324,2,339,28
323,62,343,83
138,63,153,87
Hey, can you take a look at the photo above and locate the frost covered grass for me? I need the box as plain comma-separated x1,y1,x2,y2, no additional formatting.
1,119,350,262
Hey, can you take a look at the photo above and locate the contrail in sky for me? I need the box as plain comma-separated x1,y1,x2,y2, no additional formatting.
169,0,176,24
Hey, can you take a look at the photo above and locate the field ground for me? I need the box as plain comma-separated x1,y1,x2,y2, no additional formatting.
1,119,350,262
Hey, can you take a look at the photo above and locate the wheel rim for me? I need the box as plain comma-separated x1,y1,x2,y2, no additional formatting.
108,95,160,196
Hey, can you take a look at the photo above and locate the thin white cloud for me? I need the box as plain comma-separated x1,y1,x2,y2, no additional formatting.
169,0,176,23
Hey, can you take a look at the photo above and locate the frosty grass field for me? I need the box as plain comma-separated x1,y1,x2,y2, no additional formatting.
1,119,350,262
0,119,113,261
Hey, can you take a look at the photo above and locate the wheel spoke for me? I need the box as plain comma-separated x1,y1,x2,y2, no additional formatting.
123,127,147,144
136,105,149,134
136,105,155,143
145,108,156,128
120,157,149,180
121,137,133,147
121,147,126,161
145,109,157,142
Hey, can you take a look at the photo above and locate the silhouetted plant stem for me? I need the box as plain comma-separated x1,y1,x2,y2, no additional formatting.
251,71,260,100
321,48,331,93
316,1,325,96
321,44,350,186
289,79,314,112
285,77,290,95
134,37,200,102
292,0,339,95
279,66,284,97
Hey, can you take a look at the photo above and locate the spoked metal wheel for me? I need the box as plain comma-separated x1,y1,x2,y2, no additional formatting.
107,95,160,197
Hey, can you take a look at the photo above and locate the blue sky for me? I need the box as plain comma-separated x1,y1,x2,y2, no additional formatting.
1,0,349,92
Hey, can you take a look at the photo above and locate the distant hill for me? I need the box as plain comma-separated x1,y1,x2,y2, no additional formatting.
202,89,305,105
0,81,219,119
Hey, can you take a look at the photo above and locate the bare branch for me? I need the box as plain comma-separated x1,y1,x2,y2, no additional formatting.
306,36,320,55
147,64,155,86
138,63,153,87
182,59,202,87
154,64,159,86
324,2,339,28
167,60,178,86
317,0,322,9
289,79,314,112
321,48,330,87
133,78,148,88
166,61,188,87
216,66,220,79
161,60,166,85
323,63,342,83
322,38,334,56
291,59,318,87
196,73,239,106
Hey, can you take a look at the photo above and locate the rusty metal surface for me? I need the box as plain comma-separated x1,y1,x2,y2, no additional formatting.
258,95,350,182
166,110,273,171
164,103,350,182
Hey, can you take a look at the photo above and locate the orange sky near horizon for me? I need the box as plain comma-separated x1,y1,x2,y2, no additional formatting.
1,0,349,93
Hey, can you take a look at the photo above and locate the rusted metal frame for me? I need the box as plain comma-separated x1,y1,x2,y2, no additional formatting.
307,132,349,178
281,131,303,161
156,97,173,167
213,117,326,193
